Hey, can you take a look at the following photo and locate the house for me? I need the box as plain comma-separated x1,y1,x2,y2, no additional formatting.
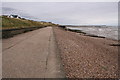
9,15,21,19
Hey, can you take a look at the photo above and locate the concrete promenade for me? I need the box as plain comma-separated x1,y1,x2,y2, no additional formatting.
2,27,65,78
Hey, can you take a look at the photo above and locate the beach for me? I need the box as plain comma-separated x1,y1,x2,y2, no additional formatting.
53,27,118,78
2,2,118,79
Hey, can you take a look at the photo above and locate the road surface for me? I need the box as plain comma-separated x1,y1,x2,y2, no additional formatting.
2,27,65,78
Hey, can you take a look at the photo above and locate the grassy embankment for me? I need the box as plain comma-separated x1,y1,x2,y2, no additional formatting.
1,16,56,38
1,16,56,29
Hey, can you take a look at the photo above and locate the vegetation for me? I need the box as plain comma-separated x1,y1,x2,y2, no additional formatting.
1,15,57,38
1,16,56,30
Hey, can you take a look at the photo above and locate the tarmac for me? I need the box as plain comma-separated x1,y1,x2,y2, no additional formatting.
2,27,65,78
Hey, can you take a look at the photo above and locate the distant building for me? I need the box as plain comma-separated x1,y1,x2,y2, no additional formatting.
8,15,21,19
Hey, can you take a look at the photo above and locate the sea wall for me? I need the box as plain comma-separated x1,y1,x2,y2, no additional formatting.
2,26,46,39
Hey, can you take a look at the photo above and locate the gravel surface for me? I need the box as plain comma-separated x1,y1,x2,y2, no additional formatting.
53,27,118,78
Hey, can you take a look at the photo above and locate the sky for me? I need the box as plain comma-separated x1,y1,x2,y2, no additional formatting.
1,0,119,2
2,2,118,26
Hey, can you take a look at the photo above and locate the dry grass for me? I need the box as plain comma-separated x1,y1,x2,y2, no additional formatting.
1,16,56,29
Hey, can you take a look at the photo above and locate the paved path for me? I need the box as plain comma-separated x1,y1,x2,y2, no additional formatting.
2,27,65,78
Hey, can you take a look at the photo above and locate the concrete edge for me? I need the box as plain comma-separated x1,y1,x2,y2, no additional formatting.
52,27,66,78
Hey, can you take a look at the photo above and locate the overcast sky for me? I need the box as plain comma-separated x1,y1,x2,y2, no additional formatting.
2,2,118,26
1,0,119,2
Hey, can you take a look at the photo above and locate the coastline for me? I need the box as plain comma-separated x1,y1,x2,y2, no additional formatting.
66,26,119,41
53,27,118,78
67,28,119,42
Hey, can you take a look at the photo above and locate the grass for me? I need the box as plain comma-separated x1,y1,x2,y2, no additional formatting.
1,16,56,29
1,15,57,38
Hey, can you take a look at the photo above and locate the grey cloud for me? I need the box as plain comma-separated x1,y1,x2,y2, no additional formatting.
2,2,118,26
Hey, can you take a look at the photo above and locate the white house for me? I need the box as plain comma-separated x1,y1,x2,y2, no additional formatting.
8,15,20,19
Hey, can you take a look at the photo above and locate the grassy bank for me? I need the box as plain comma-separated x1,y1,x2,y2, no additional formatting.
1,16,56,29
1,15,56,38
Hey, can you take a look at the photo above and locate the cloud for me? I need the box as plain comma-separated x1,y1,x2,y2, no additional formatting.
2,2,118,26
1,0,119,2
2,6,39,20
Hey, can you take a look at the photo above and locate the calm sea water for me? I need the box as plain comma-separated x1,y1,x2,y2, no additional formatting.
67,26,119,40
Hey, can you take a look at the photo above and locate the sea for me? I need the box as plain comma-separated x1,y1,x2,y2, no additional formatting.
66,26,119,40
